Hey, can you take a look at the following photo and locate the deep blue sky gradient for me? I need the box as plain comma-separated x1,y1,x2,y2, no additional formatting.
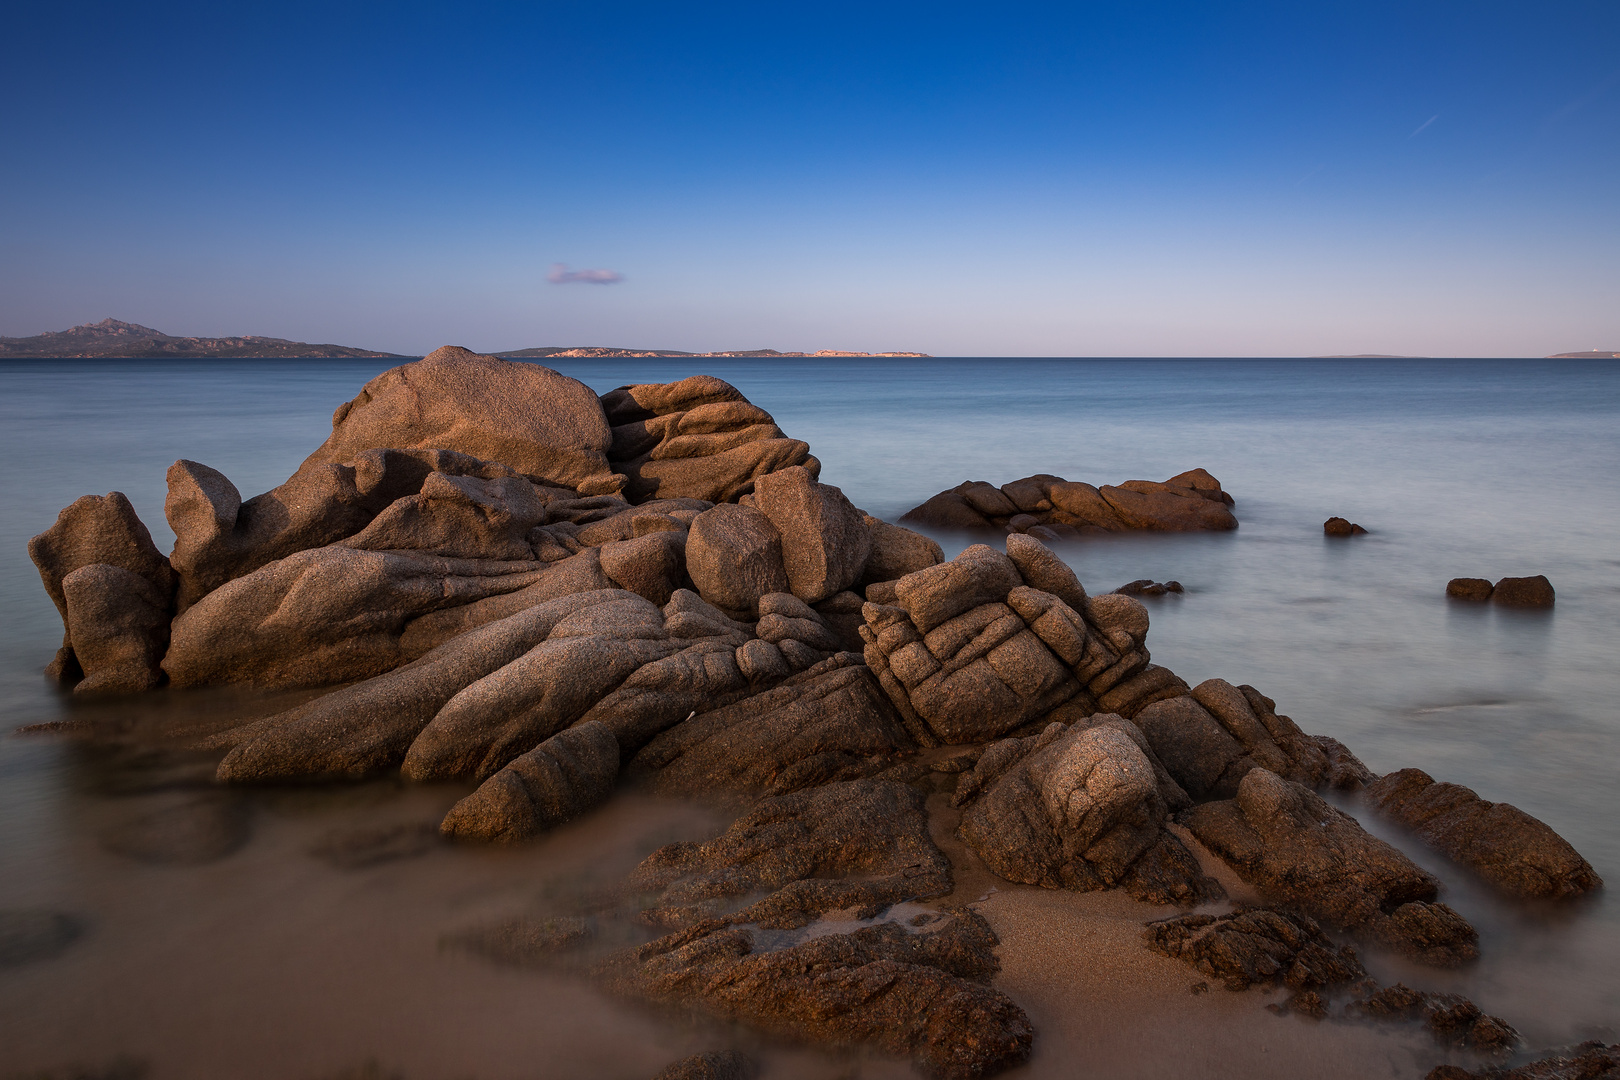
3,1,1617,355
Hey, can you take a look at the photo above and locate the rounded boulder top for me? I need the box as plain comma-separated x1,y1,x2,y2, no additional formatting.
300,346,616,490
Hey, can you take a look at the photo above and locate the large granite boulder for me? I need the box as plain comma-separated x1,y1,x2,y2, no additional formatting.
901,469,1237,535
1180,768,1479,965
683,503,789,615
59,563,172,694
439,721,620,843
600,376,816,503
28,491,176,687
753,466,871,603
859,514,945,587
300,347,617,490
954,717,1218,905
1364,769,1601,900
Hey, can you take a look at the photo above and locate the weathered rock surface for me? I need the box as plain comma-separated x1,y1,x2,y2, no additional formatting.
629,778,951,929
902,469,1237,534
216,591,630,782
1447,577,1495,601
601,376,816,503
1133,679,1332,799
28,491,175,685
862,540,1170,745
1143,907,1367,991
955,718,1219,905
440,721,620,842
683,503,789,615
165,547,599,690
60,563,172,694
860,515,945,587
753,466,871,602
1180,768,1479,965
301,347,616,490
601,906,1032,1080
630,656,913,799
1364,769,1601,900
1492,575,1555,607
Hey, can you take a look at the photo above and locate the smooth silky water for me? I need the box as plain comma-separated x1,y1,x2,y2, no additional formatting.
2,358,1616,1078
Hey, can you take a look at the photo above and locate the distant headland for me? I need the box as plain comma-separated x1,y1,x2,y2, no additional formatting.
1545,350,1620,359
0,320,930,360
0,319,405,359
494,346,932,358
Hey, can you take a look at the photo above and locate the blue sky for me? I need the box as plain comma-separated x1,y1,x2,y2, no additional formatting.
2,1,1616,356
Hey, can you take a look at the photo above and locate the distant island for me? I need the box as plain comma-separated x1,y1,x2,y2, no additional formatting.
495,346,931,358
1546,350,1620,359
0,319,405,359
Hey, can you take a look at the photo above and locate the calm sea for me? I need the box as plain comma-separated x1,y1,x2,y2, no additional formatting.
1,357,1617,1078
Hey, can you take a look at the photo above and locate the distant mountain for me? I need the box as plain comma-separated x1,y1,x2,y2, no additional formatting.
495,346,930,358
0,318,404,358
1546,350,1620,359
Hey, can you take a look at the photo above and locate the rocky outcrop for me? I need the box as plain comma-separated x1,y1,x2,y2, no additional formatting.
1349,983,1519,1051
28,491,176,689
301,346,617,491
628,778,952,929
1324,517,1367,536
1364,769,1601,900
684,503,790,614
1180,768,1479,965
954,717,1220,905
861,540,1156,746
1115,578,1184,596
753,465,871,602
602,907,1032,1080
1144,907,1368,992
1428,1042,1620,1080
901,469,1237,535
650,1051,758,1080
600,375,817,503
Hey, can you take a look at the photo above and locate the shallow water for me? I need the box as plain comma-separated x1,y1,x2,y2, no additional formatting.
2,357,1617,1077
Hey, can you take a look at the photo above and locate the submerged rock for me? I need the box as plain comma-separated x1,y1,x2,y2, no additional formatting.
1324,517,1368,536
98,794,251,866
1427,1042,1620,1080
0,910,86,967
1180,768,1479,965
650,1050,759,1080
1364,769,1601,900
1350,982,1518,1052
1144,907,1367,992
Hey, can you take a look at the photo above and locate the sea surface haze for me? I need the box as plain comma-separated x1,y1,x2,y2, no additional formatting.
1,357,1616,1078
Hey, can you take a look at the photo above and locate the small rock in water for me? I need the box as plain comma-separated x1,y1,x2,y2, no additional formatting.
1115,579,1185,597
1323,517,1368,537
1446,578,1495,601
98,794,250,866
0,909,86,967
308,822,441,868
1492,575,1555,607
443,915,594,966
650,1050,759,1080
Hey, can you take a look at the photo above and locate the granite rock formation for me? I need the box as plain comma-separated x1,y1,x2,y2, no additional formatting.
28,350,1603,1077
901,469,1238,536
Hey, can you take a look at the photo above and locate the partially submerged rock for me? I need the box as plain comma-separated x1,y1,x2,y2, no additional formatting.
0,910,86,967
440,722,620,842
1492,575,1555,607
901,469,1237,535
1427,1042,1620,1080
650,1050,759,1080
1364,769,1601,900
1144,907,1367,992
1349,982,1518,1052
1446,577,1495,601
1324,516,1368,536
1180,768,1479,965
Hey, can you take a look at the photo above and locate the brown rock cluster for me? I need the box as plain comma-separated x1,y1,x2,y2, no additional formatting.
27,348,1603,1077
1446,575,1556,606
900,469,1238,537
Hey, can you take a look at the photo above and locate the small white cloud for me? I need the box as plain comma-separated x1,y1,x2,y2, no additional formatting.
548,263,624,285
